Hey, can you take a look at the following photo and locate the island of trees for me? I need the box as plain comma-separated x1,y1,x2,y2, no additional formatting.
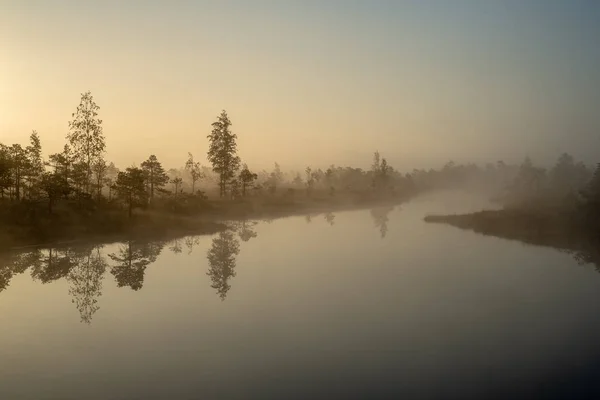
425,153,600,262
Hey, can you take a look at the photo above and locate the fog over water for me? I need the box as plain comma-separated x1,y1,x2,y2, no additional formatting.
3,2,600,399
2,191,600,399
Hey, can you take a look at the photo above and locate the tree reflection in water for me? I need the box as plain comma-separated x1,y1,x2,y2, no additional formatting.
185,236,201,254
1,249,44,293
563,236,600,274
32,247,78,283
237,220,258,242
324,212,336,226
169,238,183,254
2,212,600,325
109,241,165,291
206,230,240,300
370,206,394,238
67,246,107,324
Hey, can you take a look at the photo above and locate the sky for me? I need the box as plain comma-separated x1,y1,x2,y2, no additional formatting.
1,0,600,172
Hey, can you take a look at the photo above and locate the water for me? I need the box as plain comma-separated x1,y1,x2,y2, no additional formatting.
2,191,600,400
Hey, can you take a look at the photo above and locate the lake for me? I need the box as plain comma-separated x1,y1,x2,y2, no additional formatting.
2,191,600,400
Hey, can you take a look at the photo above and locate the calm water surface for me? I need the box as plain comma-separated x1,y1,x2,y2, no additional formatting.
2,191,600,400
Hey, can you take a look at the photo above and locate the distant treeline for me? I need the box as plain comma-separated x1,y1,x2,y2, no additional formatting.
425,153,600,247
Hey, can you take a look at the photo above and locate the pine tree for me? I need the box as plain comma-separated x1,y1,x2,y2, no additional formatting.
25,131,44,199
114,167,147,218
40,171,67,214
141,155,169,200
8,144,29,201
207,110,241,197
47,145,75,199
238,164,258,197
67,91,105,194
171,177,183,195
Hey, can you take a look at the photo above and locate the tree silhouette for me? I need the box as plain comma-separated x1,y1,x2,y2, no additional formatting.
371,151,392,192
238,164,258,197
206,231,240,300
25,130,43,199
207,110,241,197
510,157,546,199
114,167,148,218
40,171,66,213
67,91,105,194
371,151,381,176
142,155,169,200
171,177,183,195
92,159,108,199
185,153,204,194
8,144,28,200
47,144,75,199
268,162,284,193
305,166,315,196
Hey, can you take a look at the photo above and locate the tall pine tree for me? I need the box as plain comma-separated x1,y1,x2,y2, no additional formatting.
67,91,106,194
141,155,169,200
207,110,240,197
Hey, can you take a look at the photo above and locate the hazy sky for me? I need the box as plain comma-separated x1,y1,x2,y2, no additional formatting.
1,0,599,171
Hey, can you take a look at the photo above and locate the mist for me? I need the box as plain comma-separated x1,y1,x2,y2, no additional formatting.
3,2,600,399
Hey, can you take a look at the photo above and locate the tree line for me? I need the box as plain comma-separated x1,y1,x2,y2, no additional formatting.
0,91,415,222
2,90,599,227
0,92,261,218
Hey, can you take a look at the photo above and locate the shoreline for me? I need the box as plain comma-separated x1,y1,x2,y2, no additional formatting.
0,194,408,252
423,208,595,253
